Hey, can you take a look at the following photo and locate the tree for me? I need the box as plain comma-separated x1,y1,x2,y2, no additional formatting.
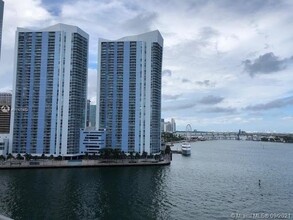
49,155,54,160
165,145,171,154
154,154,160,160
41,153,46,159
142,151,148,159
135,152,140,159
16,153,23,160
0,155,5,161
121,151,126,159
113,149,121,160
55,155,62,161
7,153,14,160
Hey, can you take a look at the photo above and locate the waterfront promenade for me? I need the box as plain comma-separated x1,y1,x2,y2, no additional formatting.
0,156,171,169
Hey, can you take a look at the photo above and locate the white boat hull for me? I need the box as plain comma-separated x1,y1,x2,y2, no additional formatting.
182,148,191,156
181,143,191,156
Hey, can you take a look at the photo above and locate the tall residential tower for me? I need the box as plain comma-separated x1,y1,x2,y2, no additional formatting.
97,30,163,154
10,24,89,156
0,0,4,57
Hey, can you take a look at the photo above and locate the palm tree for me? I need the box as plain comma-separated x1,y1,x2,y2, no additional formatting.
142,151,148,159
16,153,22,160
7,153,14,160
165,145,171,154
41,153,46,160
121,151,126,160
113,149,121,160
129,151,134,160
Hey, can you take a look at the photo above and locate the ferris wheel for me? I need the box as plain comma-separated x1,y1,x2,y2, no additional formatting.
186,124,192,141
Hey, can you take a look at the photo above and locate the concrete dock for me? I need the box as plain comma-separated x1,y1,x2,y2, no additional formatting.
0,157,171,169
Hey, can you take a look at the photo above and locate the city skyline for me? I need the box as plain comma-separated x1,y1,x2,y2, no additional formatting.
0,0,293,133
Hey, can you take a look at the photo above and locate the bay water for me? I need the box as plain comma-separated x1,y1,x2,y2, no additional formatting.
0,140,292,219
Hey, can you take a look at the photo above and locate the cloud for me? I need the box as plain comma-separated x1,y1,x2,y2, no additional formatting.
198,26,219,42
195,80,216,87
203,107,237,114
162,69,172,77
162,94,181,101
162,102,196,111
199,95,224,105
182,78,190,83
243,52,293,76
245,96,293,111
123,12,158,33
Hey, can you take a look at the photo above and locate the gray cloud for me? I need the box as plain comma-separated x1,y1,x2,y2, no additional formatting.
245,96,293,111
195,80,216,87
162,102,196,111
198,26,219,42
162,94,181,101
123,12,158,33
243,52,293,76
182,78,190,83
219,0,283,14
199,95,224,105
162,69,172,77
203,107,237,114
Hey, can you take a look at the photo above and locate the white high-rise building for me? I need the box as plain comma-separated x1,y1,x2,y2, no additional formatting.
97,30,163,154
10,24,89,157
171,118,176,132
0,0,4,58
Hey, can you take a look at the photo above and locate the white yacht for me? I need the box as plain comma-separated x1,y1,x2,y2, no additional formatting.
181,142,191,156
181,124,192,156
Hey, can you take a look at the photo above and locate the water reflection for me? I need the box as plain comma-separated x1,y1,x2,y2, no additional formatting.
0,166,170,220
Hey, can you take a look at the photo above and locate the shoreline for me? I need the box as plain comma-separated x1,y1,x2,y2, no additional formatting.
0,157,171,170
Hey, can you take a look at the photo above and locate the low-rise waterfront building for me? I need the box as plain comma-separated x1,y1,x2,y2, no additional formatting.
80,128,106,155
0,134,9,156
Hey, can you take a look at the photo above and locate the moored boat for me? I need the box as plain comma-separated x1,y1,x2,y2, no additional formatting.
181,142,191,156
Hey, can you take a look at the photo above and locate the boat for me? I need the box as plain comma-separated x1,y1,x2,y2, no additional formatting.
181,124,192,156
181,142,191,156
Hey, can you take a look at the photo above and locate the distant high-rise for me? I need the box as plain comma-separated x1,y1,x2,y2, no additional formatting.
90,105,96,127
0,0,4,58
11,24,89,156
171,118,176,132
161,118,165,132
0,92,11,133
97,30,163,154
86,100,91,127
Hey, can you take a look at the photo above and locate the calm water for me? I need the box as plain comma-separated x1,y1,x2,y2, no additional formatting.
0,141,293,220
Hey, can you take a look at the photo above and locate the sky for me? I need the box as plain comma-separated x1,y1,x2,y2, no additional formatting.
0,0,292,133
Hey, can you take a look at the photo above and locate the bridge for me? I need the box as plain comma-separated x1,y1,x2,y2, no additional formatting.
174,131,293,142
